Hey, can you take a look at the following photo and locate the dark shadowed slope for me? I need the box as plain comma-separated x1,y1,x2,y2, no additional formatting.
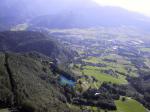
0,31,77,64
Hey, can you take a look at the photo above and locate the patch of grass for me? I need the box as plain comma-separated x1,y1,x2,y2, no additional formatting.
82,106,117,112
83,54,138,77
115,97,148,112
83,67,128,84
83,57,101,64
82,55,138,84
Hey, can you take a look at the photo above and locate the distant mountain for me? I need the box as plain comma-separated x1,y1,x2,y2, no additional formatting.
0,0,91,25
0,0,150,30
30,5,150,30
0,31,77,64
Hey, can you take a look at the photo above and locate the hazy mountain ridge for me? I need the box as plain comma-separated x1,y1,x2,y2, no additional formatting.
0,0,150,31
30,6,150,30
0,31,77,65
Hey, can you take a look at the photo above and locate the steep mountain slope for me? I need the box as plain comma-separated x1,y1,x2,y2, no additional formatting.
0,52,80,112
0,31,77,65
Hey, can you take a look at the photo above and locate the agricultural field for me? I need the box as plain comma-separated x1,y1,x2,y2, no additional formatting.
82,65,128,84
81,54,138,85
115,97,148,112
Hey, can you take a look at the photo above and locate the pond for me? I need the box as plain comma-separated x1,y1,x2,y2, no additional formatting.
59,75,75,86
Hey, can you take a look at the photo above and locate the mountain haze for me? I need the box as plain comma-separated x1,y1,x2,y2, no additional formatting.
0,0,150,30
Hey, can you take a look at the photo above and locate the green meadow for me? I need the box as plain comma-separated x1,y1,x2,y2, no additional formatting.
82,54,138,84
82,66,128,84
115,97,148,112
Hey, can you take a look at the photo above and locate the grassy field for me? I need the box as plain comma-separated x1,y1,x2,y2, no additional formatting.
83,66,128,84
115,97,148,112
82,54,138,80
83,57,101,64
81,54,139,85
